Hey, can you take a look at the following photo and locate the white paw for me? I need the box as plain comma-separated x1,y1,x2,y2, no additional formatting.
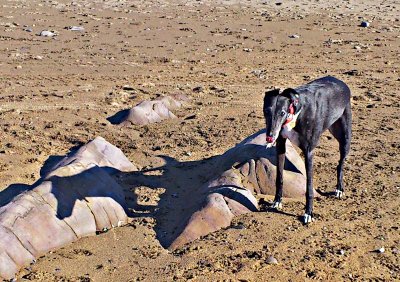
335,189,344,199
271,201,282,210
303,213,313,224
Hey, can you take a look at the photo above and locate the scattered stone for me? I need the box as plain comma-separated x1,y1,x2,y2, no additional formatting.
343,69,363,76
266,255,278,264
392,248,399,254
38,30,56,37
354,46,361,50
251,69,266,78
66,26,85,31
339,249,345,255
289,34,300,38
360,21,370,28
231,223,246,230
184,114,196,120
23,26,33,32
4,22,17,28
377,247,385,253
15,65,22,69
243,48,253,52
192,86,203,93
122,85,135,91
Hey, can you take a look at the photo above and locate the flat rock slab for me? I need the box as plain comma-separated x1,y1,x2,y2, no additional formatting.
169,129,315,250
0,137,136,280
108,94,189,126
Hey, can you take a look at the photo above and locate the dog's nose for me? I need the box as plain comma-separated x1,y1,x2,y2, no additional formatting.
266,136,275,143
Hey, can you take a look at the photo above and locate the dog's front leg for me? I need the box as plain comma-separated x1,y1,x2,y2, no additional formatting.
272,136,286,210
304,149,314,224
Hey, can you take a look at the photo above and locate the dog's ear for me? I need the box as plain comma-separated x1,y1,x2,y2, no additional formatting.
264,89,280,97
264,89,279,110
281,88,299,103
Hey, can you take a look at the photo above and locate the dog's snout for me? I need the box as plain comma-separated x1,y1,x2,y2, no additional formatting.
266,136,275,143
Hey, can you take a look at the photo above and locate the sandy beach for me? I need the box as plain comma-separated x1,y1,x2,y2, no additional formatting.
0,0,399,281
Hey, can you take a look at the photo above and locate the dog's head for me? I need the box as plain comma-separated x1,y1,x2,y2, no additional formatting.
263,88,300,147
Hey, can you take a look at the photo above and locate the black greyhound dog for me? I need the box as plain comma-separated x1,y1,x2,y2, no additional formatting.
263,76,352,224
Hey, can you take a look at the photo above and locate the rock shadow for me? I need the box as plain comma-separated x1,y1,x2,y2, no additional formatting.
107,109,130,125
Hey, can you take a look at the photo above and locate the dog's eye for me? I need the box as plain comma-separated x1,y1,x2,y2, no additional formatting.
280,110,286,117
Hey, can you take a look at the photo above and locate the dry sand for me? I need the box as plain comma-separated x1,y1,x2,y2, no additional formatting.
0,0,399,281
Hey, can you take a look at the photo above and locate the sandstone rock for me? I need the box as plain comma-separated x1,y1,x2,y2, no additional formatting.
42,136,137,177
0,137,136,279
108,95,189,126
169,130,312,250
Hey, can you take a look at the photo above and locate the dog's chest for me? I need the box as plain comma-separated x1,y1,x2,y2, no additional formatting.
281,126,300,147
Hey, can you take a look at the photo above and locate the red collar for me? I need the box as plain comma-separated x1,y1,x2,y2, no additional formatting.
283,103,295,125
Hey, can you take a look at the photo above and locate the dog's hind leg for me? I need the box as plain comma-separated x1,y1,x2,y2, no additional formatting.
328,104,352,199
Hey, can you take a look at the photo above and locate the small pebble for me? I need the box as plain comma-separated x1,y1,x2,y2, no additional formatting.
289,34,300,38
192,86,203,93
231,224,246,230
38,30,56,37
122,85,135,91
360,21,370,28
266,255,278,265
16,65,22,69
377,247,385,253
66,26,85,31
339,249,345,255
